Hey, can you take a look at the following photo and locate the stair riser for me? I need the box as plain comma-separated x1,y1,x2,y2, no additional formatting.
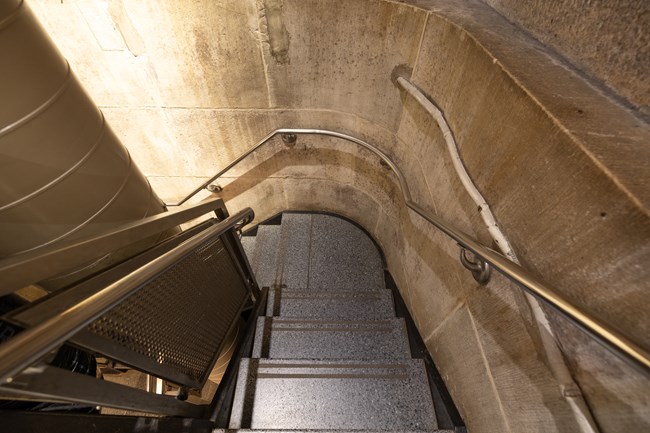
268,289,396,321
252,318,411,360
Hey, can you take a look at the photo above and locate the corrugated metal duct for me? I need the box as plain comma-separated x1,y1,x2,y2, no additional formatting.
0,1,167,274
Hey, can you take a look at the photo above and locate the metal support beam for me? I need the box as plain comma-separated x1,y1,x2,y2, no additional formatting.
0,412,213,433
0,365,206,418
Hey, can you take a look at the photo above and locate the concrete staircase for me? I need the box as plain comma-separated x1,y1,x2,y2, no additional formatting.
225,213,452,432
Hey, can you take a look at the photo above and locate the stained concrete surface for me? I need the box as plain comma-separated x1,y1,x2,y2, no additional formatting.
480,0,650,117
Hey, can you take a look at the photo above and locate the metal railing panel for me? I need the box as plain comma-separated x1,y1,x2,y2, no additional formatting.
0,208,255,385
7,219,218,328
76,235,249,388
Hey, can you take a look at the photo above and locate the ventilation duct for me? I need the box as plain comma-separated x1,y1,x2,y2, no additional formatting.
0,0,168,286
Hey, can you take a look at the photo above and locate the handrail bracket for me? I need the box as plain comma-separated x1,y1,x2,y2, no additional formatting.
459,246,491,285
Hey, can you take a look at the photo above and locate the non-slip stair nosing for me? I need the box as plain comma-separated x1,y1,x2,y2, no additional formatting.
270,327,395,333
231,358,437,431
281,291,384,299
216,430,454,433
279,293,387,298
265,316,392,325
256,373,410,380
259,318,409,335
257,362,408,369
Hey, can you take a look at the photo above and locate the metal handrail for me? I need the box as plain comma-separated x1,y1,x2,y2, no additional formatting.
0,207,254,384
0,197,228,295
171,128,650,373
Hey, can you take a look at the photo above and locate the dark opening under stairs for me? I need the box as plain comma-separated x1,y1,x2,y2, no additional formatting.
224,212,464,433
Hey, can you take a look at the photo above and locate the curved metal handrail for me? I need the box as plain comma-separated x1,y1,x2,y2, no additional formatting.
171,128,650,374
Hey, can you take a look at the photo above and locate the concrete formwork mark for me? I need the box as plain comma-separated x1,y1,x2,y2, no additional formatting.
260,0,290,65
108,0,145,57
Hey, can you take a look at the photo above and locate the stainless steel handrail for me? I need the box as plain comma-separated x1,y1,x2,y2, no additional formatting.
0,207,254,384
170,128,650,373
0,197,228,295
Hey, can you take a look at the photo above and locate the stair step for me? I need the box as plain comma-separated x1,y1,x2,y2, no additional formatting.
252,225,282,288
308,214,384,291
267,288,396,320
240,235,257,261
252,317,411,360
229,359,438,430
212,428,450,433
276,213,311,289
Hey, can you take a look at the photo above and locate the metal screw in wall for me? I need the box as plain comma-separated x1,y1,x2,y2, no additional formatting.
282,133,297,147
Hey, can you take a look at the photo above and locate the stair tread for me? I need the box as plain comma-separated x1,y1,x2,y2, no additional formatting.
276,214,311,289
240,236,257,261
252,317,411,360
212,429,456,433
229,359,437,430
267,288,396,320
252,225,282,288
308,215,384,291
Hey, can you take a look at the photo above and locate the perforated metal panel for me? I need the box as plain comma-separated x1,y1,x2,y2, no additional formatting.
76,234,250,388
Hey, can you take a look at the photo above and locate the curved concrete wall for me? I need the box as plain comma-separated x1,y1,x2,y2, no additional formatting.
480,0,650,117
29,0,649,431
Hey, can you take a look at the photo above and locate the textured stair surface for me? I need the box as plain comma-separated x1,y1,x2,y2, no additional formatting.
250,225,281,288
275,213,311,289
212,428,450,433
240,236,256,261
229,359,438,430
232,212,440,432
308,214,384,290
267,288,396,321
243,213,384,290
252,317,411,360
